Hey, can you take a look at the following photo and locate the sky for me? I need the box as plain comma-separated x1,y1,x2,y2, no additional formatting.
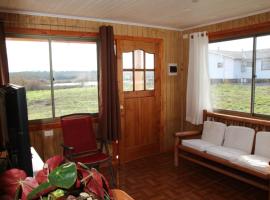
209,35,270,51
6,38,97,72
6,35,270,72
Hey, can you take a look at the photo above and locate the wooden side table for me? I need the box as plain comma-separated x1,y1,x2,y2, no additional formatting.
112,189,134,200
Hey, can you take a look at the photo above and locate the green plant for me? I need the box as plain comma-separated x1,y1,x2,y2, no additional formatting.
0,156,112,200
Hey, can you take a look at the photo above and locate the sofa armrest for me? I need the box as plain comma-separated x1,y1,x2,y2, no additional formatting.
175,130,202,138
174,130,202,167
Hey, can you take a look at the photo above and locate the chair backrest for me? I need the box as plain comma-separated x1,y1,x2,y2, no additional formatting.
255,131,270,158
61,114,97,154
201,121,226,145
223,126,255,153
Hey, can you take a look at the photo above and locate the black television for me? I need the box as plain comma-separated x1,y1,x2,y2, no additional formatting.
0,84,33,176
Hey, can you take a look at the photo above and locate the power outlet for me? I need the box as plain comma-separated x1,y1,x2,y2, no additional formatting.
44,130,54,137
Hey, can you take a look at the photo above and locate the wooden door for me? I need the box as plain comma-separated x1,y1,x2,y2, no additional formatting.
117,39,161,163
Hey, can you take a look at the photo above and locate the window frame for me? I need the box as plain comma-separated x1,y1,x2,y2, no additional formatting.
6,33,100,122
209,32,270,119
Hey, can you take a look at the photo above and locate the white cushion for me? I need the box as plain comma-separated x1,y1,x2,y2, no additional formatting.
182,139,216,152
223,126,255,153
201,121,226,146
206,146,247,161
234,155,270,175
255,131,270,158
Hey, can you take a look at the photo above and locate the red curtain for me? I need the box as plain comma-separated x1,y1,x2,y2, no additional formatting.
0,22,9,86
98,26,121,141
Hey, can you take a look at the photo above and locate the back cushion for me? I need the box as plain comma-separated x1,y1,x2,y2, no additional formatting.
223,126,255,153
255,131,270,158
201,121,226,145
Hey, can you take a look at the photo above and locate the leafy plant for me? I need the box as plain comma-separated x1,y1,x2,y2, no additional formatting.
0,156,112,200
0,169,38,200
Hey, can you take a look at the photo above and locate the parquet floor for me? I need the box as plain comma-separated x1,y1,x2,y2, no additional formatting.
114,152,267,200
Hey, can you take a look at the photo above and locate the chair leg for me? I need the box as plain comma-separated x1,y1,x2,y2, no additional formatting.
174,137,180,167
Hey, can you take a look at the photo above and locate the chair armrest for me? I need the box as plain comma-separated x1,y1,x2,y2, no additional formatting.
61,144,75,160
61,144,74,151
175,130,202,138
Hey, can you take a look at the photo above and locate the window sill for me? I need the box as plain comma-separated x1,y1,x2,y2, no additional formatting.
28,113,99,132
213,109,270,121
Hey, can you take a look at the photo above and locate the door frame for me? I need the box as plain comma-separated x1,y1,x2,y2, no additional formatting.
115,36,164,163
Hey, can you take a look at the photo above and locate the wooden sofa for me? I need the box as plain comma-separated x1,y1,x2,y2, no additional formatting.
174,110,270,199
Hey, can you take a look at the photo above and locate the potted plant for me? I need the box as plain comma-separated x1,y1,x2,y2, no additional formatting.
0,156,113,200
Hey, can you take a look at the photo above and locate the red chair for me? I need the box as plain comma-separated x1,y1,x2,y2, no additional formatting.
60,113,115,186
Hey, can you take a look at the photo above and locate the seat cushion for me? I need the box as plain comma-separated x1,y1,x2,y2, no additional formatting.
223,126,255,154
206,146,247,161
255,131,270,158
182,139,216,152
234,155,270,175
201,121,226,146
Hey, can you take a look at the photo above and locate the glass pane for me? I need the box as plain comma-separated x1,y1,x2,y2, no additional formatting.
145,53,154,69
134,50,144,69
123,71,133,91
146,71,154,90
123,52,133,69
208,37,253,113
51,40,98,117
135,71,144,91
6,38,52,120
254,35,270,115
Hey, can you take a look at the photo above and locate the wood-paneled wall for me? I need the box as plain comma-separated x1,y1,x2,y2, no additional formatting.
181,11,270,131
0,12,182,160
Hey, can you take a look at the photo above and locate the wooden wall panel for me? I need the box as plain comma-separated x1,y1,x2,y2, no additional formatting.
181,11,270,131
0,12,182,158
29,128,63,161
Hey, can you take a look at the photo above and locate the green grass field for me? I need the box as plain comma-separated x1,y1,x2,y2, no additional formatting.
211,83,270,115
26,83,270,120
26,87,98,120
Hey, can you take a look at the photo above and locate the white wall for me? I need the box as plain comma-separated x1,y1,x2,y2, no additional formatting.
209,53,270,80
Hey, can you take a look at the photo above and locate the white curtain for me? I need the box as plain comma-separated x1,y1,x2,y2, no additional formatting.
186,31,212,125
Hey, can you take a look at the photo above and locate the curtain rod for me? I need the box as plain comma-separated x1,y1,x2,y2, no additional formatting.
190,32,208,39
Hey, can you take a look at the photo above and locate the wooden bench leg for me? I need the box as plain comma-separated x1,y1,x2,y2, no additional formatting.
174,137,179,167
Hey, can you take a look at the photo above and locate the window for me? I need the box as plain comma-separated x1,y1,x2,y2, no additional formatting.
122,50,155,91
254,35,270,115
208,34,270,116
6,37,98,120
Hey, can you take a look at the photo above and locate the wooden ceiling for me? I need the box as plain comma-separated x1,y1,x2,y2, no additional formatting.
0,0,269,30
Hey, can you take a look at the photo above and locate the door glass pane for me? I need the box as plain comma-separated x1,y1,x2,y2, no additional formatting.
135,71,144,91
6,38,52,120
134,50,144,69
51,40,98,117
123,52,133,69
123,71,133,91
145,53,154,69
254,35,270,115
208,37,253,113
146,71,154,90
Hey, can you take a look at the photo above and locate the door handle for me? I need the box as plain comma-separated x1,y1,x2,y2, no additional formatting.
120,105,124,110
